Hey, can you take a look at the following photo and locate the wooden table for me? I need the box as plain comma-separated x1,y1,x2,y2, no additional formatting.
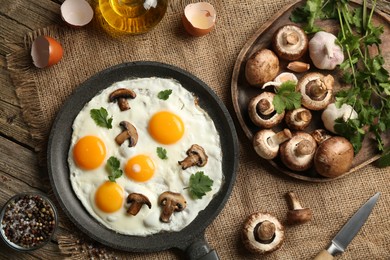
1,0,389,259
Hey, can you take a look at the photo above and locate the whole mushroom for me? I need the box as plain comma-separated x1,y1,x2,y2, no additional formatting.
242,212,285,254
245,49,280,86
280,132,317,172
285,107,312,130
285,191,312,225
248,92,285,128
253,129,292,160
272,24,308,61
314,136,354,178
297,72,334,110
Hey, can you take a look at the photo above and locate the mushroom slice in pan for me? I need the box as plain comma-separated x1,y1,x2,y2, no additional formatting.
280,132,317,172
178,144,208,170
248,92,285,128
109,88,137,111
126,193,151,216
115,121,138,147
158,191,187,223
242,212,285,254
297,72,334,110
272,24,308,61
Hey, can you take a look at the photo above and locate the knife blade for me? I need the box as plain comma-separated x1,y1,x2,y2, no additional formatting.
313,192,380,260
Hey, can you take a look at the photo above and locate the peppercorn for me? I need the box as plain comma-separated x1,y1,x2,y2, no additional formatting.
1,194,57,249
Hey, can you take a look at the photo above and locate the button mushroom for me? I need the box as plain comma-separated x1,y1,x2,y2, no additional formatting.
297,72,334,110
245,49,280,86
285,107,312,130
280,132,317,172
253,129,292,160
109,88,137,111
314,136,354,178
126,193,151,216
115,121,138,147
285,191,312,225
242,212,285,254
248,92,285,128
272,24,308,61
178,144,208,170
158,191,187,223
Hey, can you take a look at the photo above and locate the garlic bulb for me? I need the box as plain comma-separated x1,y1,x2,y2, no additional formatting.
309,31,344,70
321,103,358,134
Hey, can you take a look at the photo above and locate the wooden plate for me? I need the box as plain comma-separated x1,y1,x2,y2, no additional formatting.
231,0,390,182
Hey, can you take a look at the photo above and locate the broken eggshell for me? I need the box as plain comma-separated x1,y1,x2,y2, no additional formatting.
61,0,94,27
182,2,216,37
31,36,63,68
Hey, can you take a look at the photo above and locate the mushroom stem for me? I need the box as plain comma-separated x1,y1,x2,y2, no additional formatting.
295,140,316,157
295,110,311,123
267,129,292,147
285,31,299,45
286,191,303,210
307,79,327,100
257,98,274,116
256,220,276,242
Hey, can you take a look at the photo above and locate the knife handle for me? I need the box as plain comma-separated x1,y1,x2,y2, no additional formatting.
313,250,334,260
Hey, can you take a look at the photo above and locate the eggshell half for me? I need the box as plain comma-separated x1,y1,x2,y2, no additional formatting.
31,36,63,68
182,2,216,37
61,0,94,27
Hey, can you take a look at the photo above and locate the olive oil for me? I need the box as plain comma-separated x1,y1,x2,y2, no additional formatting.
97,0,168,35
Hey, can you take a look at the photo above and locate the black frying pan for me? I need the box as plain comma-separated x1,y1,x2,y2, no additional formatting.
47,61,238,259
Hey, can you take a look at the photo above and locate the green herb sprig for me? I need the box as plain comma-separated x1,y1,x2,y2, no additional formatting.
158,89,172,100
90,107,113,129
157,147,168,159
273,80,302,114
106,156,123,182
291,0,390,166
185,171,213,200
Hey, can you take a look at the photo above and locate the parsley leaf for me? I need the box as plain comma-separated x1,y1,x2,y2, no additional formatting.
272,81,301,114
90,107,113,129
186,171,213,200
158,89,172,100
106,156,123,182
157,147,168,159
377,148,390,168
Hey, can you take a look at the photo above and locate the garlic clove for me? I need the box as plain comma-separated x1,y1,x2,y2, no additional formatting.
182,2,216,37
61,0,94,27
31,36,63,68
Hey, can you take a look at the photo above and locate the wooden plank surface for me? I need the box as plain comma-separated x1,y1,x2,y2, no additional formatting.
0,0,389,259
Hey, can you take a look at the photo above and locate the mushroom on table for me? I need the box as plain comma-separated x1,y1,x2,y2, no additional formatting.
285,191,312,225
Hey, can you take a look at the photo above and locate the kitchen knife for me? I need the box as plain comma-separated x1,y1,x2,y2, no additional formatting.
313,192,380,260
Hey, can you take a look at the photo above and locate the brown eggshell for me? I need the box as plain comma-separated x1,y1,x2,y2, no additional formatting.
182,2,216,37
61,0,94,27
31,36,63,68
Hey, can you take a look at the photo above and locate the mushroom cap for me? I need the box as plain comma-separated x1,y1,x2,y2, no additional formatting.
127,193,151,206
314,136,354,178
272,24,308,61
280,132,317,171
245,49,280,86
298,72,334,110
109,88,137,102
285,107,312,130
242,212,285,254
248,92,285,128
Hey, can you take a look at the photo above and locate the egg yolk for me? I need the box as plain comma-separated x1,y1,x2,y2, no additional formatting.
95,181,124,213
125,155,155,182
148,111,184,144
73,136,106,170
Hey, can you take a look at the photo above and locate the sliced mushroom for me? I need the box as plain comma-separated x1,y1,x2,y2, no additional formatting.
297,72,334,110
109,88,136,111
285,191,312,225
158,191,187,223
178,144,208,170
272,24,308,61
242,212,285,254
126,193,151,216
314,136,354,178
248,92,285,128
115,121,138,147
285,108,312,130
253,129,292,160
280,132,317,171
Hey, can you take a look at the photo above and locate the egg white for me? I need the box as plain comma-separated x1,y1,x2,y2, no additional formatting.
68,77,223,236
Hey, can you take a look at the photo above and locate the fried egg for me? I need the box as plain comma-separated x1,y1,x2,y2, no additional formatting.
68,77,223,236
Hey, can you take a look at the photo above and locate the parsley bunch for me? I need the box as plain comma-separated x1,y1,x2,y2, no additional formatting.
291,0,390,166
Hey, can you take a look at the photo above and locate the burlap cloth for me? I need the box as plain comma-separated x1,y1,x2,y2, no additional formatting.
6,0,390,259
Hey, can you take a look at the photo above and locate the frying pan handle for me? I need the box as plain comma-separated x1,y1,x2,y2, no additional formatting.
185,235,219,260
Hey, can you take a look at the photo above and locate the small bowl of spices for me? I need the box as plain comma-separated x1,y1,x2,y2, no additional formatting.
0,192,58,251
